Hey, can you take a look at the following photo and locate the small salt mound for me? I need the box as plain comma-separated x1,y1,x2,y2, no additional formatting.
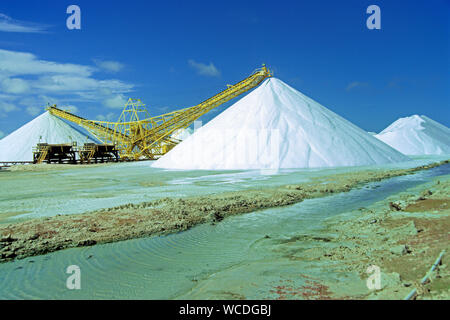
0,111,100,162
153,78,409,170
375,115,450,155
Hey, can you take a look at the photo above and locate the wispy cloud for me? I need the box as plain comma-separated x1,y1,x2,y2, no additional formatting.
188,59,220,77
0,13,49,33
345,81,369,91
0,49,134,116
0,100,19,118
103,94,128,109
96,112,117,121
25,106,42,116
156,106,169,113
0,49,93,76
93,59,125,73
1,77,29,94
21,95,77,116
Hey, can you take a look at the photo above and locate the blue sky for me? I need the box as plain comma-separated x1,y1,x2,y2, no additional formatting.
0,0,449,138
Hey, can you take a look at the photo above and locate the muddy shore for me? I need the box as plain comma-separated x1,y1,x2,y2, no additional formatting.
4,162,114,172
274,174,449,300
0,160,448,264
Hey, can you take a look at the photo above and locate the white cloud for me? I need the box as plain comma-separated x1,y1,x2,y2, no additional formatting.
66,105,78,113
346,81,369,91
19,95,58,108
158,106,171,113
56,105,78,114
0,101,18,113
103,94,128,109
0,93,19,116
96,112,117,121
0,130,4,139
32,75,132,93
0,93,17,100
0,13,49,33
94,59,125,73
1,77,29,93
188,59,220,77
0,49,93,77
26,106,42,116
0,100,19,118
0,49,134,119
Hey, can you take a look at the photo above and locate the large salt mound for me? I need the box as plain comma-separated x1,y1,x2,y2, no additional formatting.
153,78,409,170
171,127,193,141
0,111,100,162
375,115,450,155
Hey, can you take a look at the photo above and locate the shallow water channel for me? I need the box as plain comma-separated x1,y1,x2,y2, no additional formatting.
0,162,448,299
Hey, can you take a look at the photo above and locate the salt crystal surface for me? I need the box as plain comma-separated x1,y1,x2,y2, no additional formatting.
375,115,450,155
153,78,409,169
0,111,100,161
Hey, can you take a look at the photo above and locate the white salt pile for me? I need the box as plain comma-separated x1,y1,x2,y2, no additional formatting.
375,115,450,155
171,127,193,141
0,111,100,162
153,78,409,170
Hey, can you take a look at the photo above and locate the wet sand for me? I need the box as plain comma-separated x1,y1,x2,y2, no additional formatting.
0,160,448,264
4,162,115,172
282,174,449,300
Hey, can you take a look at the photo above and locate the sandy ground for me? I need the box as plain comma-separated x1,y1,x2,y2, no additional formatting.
277,175,449,300
0,160,447,265
4,162,115,172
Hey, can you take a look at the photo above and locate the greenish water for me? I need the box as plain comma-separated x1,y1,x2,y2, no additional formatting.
0,162,448,299
0,156,447,221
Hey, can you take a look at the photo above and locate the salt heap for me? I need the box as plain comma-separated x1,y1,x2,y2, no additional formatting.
375,115,450,155
0,111,100,162
153,78,409,170
171,127,193,141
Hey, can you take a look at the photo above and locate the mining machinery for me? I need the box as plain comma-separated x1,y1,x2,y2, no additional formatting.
47,64,272,160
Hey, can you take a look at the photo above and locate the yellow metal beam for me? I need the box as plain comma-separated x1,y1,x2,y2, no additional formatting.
48,64,273,160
